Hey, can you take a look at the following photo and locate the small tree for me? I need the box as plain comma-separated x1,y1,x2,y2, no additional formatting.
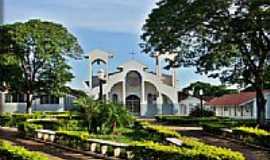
74,97,133,134
0,19,83,113
141,0,270,126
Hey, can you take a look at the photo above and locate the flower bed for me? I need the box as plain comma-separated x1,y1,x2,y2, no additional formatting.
0,139,48,160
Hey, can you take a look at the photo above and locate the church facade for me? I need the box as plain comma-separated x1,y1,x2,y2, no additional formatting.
84,49,181,117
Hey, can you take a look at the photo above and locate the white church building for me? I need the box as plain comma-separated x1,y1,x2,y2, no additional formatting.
84,49,181,117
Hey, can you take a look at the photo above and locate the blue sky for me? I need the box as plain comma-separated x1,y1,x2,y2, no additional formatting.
4,0,220,89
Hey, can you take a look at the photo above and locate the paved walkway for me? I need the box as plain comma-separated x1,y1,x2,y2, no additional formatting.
166,125,270,160
0,127,102,160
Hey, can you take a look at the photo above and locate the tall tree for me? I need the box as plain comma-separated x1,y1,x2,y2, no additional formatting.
183,81,237,97
0,19,83,113
142,0,270,125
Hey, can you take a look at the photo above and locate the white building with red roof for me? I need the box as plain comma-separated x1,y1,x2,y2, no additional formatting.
206,90,270,119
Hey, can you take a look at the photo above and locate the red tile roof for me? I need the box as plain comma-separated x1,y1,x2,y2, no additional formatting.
206,90,270,106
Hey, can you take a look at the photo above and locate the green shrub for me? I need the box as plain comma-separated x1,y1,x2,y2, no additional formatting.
27,119,60,130
0,139,48,160
18,122,42,137
131,141,245,160
202,123,227,134
155,115,223,126
233,127,270,147
74,97,134,134
189,107,215,117
139,121,245,160
0,113,45,127
58,120,87,131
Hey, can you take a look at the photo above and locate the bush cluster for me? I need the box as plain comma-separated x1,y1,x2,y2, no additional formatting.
155,115,223,126
138,121,245,160
202,123,227,135
74,97,134,134
0,139,48,160
233,127,270,147
18,122,43,137
189,107,215,117
131,140,244,160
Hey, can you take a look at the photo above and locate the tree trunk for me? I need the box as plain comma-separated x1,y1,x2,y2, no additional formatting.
26,93,33,114
256,87,267,126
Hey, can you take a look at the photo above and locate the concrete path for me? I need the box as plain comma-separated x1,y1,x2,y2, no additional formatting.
0,127,102,160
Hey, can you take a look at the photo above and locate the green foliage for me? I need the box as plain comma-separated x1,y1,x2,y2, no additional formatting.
183,81,237,97
137,122,245,160
131,140,245,160
233,127,270,147
234,127,270,136
0,19,83,113
58,120,87,131
74,97,134,134
18,122,42,137
0,113,44,127
0,140,48,160
202,123,227,135
155,115,223,126
142,0,270,125
189,107,215,117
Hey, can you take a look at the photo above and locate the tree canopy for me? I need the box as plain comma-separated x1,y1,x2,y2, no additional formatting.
142,0,270,125
0,19,83,112
183,81,237,97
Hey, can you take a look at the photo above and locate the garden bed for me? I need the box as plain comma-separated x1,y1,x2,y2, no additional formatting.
0,139,48,160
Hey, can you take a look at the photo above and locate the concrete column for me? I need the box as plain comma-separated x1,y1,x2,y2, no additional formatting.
89,60,92,89
155,56,161,79
0,92,5,114
141,80,145,116
122,81,126,105
253,100,257,119
59,97,64,112
172,68,177,88
157,92,163,115
106,62,109,82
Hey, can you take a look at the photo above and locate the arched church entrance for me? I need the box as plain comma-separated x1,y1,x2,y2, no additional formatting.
126,95,140,116
125,71,142,116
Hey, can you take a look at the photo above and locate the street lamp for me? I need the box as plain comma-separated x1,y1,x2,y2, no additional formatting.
199,89,204,117
97,69,106,101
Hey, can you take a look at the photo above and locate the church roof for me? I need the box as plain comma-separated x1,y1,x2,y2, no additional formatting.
86,49,113,63
206,90,270,106
117,60,148,69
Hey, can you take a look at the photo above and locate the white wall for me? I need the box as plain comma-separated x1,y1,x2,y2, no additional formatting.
1,96,66,113
179,96,202,115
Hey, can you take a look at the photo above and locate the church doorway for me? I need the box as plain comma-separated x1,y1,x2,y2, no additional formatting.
126,95,140,116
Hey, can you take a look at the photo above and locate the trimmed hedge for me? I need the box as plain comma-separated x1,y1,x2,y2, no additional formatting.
139,121,245,160
233,127,270,147
131,141,245,160
18,122,43,137
155,116,224,126
0,139,48,160
202,123,227,135
156,115,257,128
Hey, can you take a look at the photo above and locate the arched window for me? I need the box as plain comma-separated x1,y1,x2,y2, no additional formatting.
147,94,157,104
147,94,153,104
112,94,118,103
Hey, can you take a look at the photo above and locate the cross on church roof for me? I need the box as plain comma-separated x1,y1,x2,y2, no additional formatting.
129,51,137,59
